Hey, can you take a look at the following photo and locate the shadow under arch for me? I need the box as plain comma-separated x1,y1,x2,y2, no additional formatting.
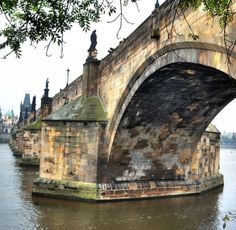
106,43,236,160
102,56,236,183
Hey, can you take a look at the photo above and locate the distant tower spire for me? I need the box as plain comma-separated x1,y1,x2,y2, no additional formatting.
32,96,36,111
24,107,28,124
20,101,23,116
66,68,70,87
155,0,159,8
19,111,23,123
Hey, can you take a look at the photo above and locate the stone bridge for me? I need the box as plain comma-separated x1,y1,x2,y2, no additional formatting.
33,0,236,201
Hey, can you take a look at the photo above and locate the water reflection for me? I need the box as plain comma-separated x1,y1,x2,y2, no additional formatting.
32,189,223,230
0,144,236,230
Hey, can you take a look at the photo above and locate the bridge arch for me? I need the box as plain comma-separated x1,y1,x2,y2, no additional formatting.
104,42,236,182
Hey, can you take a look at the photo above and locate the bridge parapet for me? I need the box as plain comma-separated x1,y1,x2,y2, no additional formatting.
52,76,83,112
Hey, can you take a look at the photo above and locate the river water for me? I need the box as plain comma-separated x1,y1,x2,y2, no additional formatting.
0,143,236,230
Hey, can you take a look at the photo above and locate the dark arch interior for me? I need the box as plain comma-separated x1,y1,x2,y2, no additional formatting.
100,63,236,183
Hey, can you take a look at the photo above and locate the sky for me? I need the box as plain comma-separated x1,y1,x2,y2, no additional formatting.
0,0,235,133
0,0,159,114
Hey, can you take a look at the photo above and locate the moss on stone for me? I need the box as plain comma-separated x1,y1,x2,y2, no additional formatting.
19,157,39,167
33,178,100,200
24,119,42,130
16,128,24,133
44,96,107,122
79,96,107,121
12,150,23,157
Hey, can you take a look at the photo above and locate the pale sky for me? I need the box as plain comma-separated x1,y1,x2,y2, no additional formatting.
0,1,159,114
0,0,235,132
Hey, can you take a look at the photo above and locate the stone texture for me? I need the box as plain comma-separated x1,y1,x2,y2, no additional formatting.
21,129,41,165
39,120,106,183
33,173,223,201
45,96,107,122
11,120,42,165
32,1,236,201
34,123,223,201
52,77,82,111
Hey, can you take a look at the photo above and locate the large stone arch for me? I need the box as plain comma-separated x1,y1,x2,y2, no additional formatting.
107,42,236,158
103,42,236,183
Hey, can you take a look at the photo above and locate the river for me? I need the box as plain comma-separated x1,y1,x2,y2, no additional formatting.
0,143,235,230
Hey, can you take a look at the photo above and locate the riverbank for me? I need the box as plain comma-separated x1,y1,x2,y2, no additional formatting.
221,143,236,149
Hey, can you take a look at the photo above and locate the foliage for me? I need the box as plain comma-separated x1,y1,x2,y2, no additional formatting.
0,0,117,58
222,212,236,229
0,0,234,58
180,0,234,30
24,119,42,130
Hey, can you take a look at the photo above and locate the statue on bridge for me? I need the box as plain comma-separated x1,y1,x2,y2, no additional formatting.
43,78,50,98
46,78,49,89
88,30,97,52
87,30,98,61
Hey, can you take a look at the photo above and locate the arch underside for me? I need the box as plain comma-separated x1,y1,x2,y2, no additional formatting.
101,63,236,183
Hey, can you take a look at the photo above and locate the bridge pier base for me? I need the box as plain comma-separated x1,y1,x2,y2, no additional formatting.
32,174,223,201
33,102,224,202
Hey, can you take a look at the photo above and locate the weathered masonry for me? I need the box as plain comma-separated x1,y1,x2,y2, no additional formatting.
33,1,236,201
10,83,52,165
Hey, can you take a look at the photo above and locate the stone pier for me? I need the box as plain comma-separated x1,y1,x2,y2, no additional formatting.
33,124,223,201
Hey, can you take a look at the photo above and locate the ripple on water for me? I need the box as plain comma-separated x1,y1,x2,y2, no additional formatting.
0,144,236,230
